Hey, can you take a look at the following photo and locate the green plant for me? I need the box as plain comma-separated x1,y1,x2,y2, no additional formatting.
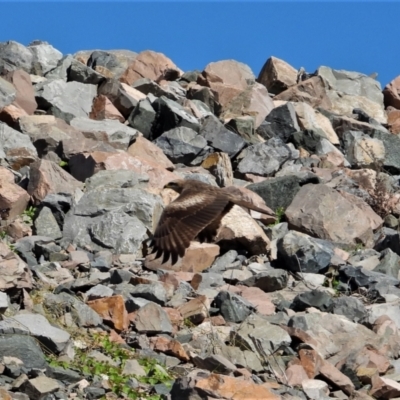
46,332,173,399
0,231,6,239
268,206,285,226
22,206,36,224
59,160,68,168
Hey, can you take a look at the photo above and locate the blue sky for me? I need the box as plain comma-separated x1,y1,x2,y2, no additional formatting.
1,2,399,88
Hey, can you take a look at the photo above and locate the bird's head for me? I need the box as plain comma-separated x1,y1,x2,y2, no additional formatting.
163,180,185,193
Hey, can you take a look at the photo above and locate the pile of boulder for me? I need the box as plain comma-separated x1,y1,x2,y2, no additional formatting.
1,39,400,399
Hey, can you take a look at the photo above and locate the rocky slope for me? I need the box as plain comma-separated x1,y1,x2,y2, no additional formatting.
1,39,400,399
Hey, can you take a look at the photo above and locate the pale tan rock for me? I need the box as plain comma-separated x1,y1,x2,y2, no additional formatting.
286,183,374,247
27,159,83,205
387,108,400,134
5,218,32,240
383,75,400,109
226,285,275,315
327,91,386,124
216,205,271,255
177,295,210,324
87,295,129,332
0,179,30,220
221,82,274,128
145,242,220,273
198,60,255,108
286,364,309,387
201,152,233,187
120,83,146,103
338,190,383,230
195,374,280,400
274,76,332,110
258,56,298,95
69,151,178,191
345,168,377,192
292,102,339,145
90,94,125,122
128,136,174,171
4,69,37,114
120,50,182,85
0,242,32,290
347,136,385,168
0,103,28,127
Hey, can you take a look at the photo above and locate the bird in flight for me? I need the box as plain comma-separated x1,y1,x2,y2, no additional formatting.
148,179,274,265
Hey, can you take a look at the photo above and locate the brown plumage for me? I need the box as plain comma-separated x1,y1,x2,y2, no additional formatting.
148,179,274,265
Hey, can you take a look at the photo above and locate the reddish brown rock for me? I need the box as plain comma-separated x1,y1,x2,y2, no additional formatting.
4,69,37,114
27,159,83,205
149,336,190,361
120,50,182,85
177,295,210,324
387,108,400,134
127,136,175,171
194,373,280,400
286,364,309,387
145,242,220,273
299,348,323,378
0,242,32,290
87,295,129,332
383,75,400,109
258,56,297,95
286,183,374,247
319,360,355,395
89,94,125,122
201,152,233,187
4,218,32,240
163,307,183,331
274,76,332,110
370,375,400,399
0,177,30,221
198,60,255,107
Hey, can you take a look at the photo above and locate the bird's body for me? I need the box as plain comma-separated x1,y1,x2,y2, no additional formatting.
148,179,274,265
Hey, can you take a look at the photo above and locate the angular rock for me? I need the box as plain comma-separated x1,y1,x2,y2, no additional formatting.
1,313,70,353
33,206,62,239
27,159,83,205
0,177,30,221
200,114,246,158
87,295,129,332
274,76,331,110
241,267,288,292
151,96,200,139
236,138,291,177
3,69,37,114
0,40,33,74
155,126,208,164
134,302,173,334
35,79,97,123
68,58,105,84
120,50,181,85
291,289,333,312
332,296,367,323
213,291,254,323
201,152,233,187
258,56,298,95
145,242,219,272
384,75,400,109
0,76,16,110
387,108,400,134
277,230,334,273
0,242,32,290
232,313,291,355
89,94,125,122
70,117,139,150
371,131,400,174
258,102,300,142
177,295,210,324
28,41,63,75
0,335,47,373
285,183,374,247
98,78,146,118
221,82,274,128
127,97,157,138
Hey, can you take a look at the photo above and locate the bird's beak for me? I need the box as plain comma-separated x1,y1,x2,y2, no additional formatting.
163,183,170,189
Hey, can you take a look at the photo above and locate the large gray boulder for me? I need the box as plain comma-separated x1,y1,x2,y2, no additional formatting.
35,79,97,123
0,76,16,109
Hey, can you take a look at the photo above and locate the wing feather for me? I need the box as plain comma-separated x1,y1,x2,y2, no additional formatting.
151,187,230,264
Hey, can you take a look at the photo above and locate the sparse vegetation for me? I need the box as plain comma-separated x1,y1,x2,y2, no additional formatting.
22,206,37,225
46,333,173,400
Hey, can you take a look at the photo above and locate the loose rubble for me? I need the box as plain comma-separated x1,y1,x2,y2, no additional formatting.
0,39,400,399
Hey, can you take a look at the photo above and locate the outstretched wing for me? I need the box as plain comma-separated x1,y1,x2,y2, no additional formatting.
150,188,230,265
